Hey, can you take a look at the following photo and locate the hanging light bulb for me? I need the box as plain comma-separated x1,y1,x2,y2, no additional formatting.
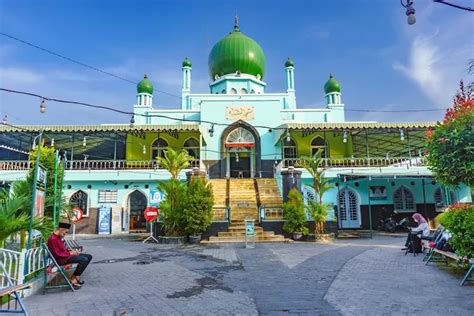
39,99,46,113
83,136,87,147
2,115,7,125
343,130,348,143
403,0,416,25
235,152,239,162
400,129,405,141
286,129,291,142
142,144,146,154
130,114,135,126
368,176,372,181
32,139,36,150
51,138,55,147
209,124,214,137
268,128,272,133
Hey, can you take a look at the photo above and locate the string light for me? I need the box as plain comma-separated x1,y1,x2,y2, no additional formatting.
2,115,7,125
400,129,405,141
51,138,55,146
285,129,291,142
235,152,239,162
343,130,348,143
209,124,214,137
82,136,87,147
39,99,46,113
142,144,146,155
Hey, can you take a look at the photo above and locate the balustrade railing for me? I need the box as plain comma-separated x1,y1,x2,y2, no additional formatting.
0,246,47,288
283,157,427,168
212,206,230,223
259,205,284,222
0,161,31,171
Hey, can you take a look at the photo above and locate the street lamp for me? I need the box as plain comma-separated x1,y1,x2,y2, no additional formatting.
401,0,416,25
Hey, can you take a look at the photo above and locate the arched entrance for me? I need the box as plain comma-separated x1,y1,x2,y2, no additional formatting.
128,190,147,232
221,121,261,178
337,187,361,228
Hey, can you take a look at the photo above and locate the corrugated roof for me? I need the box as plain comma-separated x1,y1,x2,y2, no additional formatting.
0,124,200,133
283,122,437,130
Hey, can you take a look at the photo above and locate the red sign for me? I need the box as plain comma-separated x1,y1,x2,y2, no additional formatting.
144,207,159,222
71,207,84,223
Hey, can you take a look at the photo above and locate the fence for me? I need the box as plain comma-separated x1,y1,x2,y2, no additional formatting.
283,157,427,168
259,205,284,222
0,246,46,288
212,206,231,223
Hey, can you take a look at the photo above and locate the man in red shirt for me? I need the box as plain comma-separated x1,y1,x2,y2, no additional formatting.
47,222,92,289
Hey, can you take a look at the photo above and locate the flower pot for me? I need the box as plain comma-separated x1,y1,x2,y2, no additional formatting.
293,232,303,241
158,236,187,244
189,234,202,244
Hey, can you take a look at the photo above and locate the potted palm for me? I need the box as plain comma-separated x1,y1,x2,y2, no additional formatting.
283,188,309,240
184,176,214,244
156,148,191,244
301,151,334,241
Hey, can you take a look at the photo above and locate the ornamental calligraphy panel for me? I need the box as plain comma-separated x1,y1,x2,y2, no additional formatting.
226,106,255,120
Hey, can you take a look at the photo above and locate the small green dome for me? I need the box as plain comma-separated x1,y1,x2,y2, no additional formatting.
285,57,294,68
182,57,192,68
208,17,266,79
324,73,341,94
137,74,154,94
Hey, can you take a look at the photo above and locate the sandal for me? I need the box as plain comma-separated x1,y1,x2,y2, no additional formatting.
77,280,85,285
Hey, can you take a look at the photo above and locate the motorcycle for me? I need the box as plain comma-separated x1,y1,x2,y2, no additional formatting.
378,211,409,233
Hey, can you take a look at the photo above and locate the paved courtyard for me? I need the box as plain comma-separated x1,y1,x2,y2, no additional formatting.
25,236,473,315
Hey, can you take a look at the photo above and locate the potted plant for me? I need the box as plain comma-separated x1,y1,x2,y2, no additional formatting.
156,148,192,244
301,151,334,240
184,176,214,244
283,188,309,240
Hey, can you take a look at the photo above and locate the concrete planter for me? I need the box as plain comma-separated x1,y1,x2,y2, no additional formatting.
158,236,187,244
188,234,202,244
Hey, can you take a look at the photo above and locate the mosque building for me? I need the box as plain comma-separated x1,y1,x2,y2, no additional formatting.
0,19,471,240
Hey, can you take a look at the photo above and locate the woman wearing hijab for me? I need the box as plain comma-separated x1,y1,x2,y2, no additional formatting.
402,213,430,251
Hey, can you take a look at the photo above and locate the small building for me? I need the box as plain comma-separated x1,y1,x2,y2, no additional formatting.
0,19,471,237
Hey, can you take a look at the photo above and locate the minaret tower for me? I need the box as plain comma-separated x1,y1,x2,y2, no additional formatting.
324,73,344,121
181,57,192,109
136,74,154,107
284,57,296,109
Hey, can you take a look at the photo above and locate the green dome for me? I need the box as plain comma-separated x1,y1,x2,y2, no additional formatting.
324,73,341,94
208,18,266,79
137,74,154,94
182,57,192,68
285,57,294,68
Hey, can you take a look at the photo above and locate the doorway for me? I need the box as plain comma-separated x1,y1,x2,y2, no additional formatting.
128,190,147,232
229,151,252,178
338,188,361,228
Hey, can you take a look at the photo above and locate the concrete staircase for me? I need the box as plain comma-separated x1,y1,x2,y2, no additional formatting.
205,178,287,243
256,178,283,206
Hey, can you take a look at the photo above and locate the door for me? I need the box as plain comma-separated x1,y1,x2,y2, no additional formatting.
129,190,147,232
229,152,251,178
338,188,360,228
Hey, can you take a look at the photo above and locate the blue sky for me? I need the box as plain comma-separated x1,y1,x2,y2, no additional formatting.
0,0,473,125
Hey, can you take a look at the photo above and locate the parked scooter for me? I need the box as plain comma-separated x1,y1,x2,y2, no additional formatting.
378,210,409,233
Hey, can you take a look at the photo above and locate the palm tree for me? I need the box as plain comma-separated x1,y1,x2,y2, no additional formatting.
0,191,51,248
156,148,192,180
300,151,334,234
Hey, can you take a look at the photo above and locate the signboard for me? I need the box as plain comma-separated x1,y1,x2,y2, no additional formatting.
70,207,84,223
37,166,47,188
97,205,112,235
150,189,164,206
226,106,255,120
244,218,255,249
144,207,159,222
369,186,387,200
34,189,45,218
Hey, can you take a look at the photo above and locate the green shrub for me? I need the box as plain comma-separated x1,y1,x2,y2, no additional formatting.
306,200,327,234
183,177,214,236
438,204,474,259
283,188,309,235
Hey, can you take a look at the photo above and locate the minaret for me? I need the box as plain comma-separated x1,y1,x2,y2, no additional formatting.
136,74,154,107
284,58,296,109
181,57,192,110
324,73,344,122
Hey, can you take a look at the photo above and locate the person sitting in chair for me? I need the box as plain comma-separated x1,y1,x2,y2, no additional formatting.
47,222,92,289
402,213,430,251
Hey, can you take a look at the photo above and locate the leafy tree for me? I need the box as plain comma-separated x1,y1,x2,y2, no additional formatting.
300,151,334,234
156,148,191,180
426,81,474,186
183,176,214,236
283,188,309,235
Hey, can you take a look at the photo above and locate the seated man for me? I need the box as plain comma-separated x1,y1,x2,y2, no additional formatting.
47,222,92,289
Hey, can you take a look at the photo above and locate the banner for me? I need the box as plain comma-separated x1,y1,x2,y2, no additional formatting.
34,189,45,218
97,205,112,235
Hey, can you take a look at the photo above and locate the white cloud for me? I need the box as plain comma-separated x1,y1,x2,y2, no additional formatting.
0,66,45,84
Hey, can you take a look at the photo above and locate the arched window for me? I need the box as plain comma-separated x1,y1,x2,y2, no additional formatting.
282,138,297,159
393,186,415,212
70,190,88,216
221,89,226,94
250,89,256,94
311,136,327,158
240,88,247,94
338,188,359,223
152,138,168,160
184,137,200,159
230,88,237,94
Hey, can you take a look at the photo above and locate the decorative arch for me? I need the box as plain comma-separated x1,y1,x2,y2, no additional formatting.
69,190,89,216
230,88,237,94
128,189,148,231
240,88,248,94
220,120,261,178
184,137,200,159
151,137,168,159
310,136,328,158
393,185,415,212
337,187,360,227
